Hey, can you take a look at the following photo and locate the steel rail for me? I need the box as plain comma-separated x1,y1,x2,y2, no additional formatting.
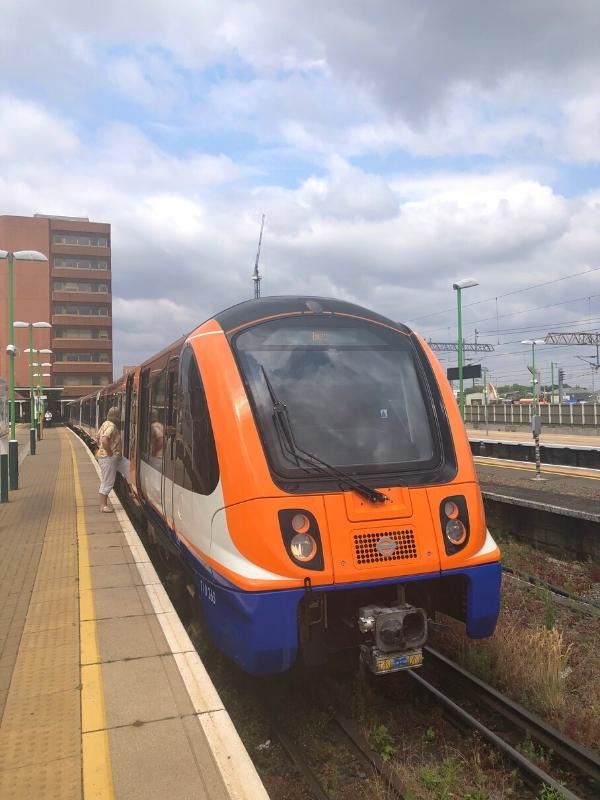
408,668,583,800
267,716,331,800
423,646,600,787
502,566,600,615
331,712,406,799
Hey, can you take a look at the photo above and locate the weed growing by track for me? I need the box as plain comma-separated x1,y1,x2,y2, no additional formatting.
432,561,599,752
498,536,600,604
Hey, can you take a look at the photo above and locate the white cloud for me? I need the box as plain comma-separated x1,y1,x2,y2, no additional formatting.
0,95,79,160
1,2,600,388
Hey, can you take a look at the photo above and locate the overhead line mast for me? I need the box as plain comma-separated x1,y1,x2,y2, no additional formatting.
252,214,265,299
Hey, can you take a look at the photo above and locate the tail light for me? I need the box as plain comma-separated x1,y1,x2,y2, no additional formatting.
278,509,324,571
439,495,470,555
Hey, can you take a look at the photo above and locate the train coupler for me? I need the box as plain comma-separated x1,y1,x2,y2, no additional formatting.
358,603,427,675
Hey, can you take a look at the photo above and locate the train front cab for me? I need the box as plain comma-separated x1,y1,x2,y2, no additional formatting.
184,304,500,674
130,299,501,677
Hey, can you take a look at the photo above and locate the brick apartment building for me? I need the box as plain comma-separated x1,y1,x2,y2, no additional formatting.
0,214,113,411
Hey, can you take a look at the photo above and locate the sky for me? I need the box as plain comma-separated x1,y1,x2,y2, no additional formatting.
1,0,600,392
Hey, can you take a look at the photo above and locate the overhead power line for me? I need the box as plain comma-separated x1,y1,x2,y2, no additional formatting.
410,264,600,324
421,292,600,338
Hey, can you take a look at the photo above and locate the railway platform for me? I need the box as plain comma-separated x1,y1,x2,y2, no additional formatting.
0,427,268,800
474,456,599,560
474,456,600,521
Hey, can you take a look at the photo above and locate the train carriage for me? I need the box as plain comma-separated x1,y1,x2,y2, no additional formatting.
69,296,501,676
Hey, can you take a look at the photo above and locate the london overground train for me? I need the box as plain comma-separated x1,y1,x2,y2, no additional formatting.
68,296,501,676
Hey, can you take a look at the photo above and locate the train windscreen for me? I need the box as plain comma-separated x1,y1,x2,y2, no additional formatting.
234,315,442,478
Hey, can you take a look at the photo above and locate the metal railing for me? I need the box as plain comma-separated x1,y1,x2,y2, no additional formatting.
465,402,600,429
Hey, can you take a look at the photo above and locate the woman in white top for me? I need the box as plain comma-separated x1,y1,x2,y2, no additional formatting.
96,406,121,513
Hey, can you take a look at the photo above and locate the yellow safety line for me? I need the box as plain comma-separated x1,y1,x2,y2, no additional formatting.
68,436,115,800
474,456,600,481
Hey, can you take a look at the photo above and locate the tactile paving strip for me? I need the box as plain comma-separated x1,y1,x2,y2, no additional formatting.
0,433,82,800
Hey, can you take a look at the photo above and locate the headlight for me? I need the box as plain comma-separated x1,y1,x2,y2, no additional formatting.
439,495,470,554
278,509,324,570
291,513,310,533
290,533,317,562
445,519,467,545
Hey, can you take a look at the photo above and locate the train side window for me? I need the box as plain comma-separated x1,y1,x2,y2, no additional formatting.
166,358,179,433
150,369,166,466
139,368,151,462
176,346,219,495
123,375,133,459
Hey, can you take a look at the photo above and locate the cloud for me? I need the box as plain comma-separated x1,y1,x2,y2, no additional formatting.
0,95,79,160
2,2,600,390
2,1,600,164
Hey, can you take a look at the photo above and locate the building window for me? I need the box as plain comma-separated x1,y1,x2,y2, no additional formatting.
52,232,109,247
54,257,109,270
54,304,110,316
55,352,110,363
62,375,111,387
54,328,111,339
53,280,110,293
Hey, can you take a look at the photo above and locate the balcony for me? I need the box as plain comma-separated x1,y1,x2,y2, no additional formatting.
52,362,112,374
53,291,111,303
52,267,111,281
52,338,112,351
52,314,111,327
51,243,110,259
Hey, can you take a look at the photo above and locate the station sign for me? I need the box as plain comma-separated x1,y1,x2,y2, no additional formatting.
447,364,481,380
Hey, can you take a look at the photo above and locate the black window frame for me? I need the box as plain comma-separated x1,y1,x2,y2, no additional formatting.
174,346,219,496
230,315,457,494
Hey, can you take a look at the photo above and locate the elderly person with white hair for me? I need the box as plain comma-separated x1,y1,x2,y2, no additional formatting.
96,406,121,512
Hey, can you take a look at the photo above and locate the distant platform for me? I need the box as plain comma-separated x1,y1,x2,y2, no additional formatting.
468,427,599,449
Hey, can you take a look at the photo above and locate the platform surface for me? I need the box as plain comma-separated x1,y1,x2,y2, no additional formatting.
0,428,268,800
468,427,600,448
474,456,600,520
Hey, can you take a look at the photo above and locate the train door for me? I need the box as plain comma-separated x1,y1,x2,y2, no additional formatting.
161,355,179,526
122,374,133,484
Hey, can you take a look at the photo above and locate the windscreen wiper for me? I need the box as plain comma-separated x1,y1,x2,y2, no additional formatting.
260,367,388,504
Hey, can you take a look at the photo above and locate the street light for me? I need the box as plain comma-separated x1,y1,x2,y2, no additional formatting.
15,321,51,456
33,364,52,439
521,339,545,414
25,348,53,439
452,279,479,421
0,248,48,489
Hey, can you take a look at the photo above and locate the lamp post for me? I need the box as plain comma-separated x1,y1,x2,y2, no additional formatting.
0,249,48,489
36,349,52,438
16,321,52,455
33,370,52,439
521,339,545,415
452,279,479,421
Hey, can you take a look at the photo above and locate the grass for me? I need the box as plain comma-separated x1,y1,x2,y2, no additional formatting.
459,616,572,713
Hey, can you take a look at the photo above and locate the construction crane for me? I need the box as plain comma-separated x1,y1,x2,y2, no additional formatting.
252,214,265,299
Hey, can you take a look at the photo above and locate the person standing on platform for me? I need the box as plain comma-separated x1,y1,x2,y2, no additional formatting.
96,406,121,513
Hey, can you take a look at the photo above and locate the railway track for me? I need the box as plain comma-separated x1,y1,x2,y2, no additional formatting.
502,565,600,616
259,698,407,800
110,470,599,800
418,646,600,800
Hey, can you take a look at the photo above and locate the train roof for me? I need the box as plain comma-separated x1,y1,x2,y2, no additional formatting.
214,296,412,335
